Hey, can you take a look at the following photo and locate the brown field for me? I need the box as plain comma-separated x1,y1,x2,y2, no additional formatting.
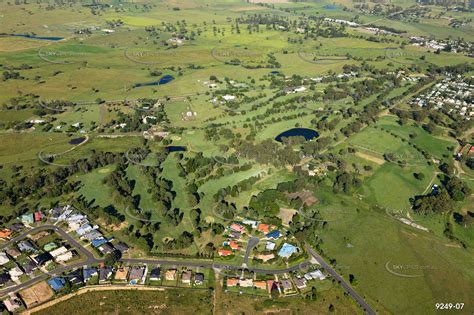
19,281,54,309
278,208,297,226
355,152,385,165
286,191,318,207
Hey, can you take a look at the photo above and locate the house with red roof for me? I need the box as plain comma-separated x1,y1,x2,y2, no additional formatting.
0,229,12,239
254,281,267,290
226,278,239,287
218,249,233,257
34,211,43,223
229,223,245,233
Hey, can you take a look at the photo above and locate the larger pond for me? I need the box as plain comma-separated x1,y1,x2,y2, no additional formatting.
275,128,319,142
6,34,64,41
133,75,175,88
166,146,187,152
68,137,86,145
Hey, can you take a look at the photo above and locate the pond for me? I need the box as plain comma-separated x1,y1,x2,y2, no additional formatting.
68,137,86,145
166,146,187,152
133,75,175,88
275,128,319,142
270,71,280,75
7,34,64,41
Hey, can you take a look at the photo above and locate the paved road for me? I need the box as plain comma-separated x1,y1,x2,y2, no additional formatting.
0,225,306,297
243,237,259,266
305,244,376,315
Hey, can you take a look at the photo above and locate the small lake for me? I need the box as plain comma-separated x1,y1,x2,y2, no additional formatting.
68,137,86,145
166,146,187,152
7,34,64,41
275,128,319,142
133,75,175,88
270,71,280,75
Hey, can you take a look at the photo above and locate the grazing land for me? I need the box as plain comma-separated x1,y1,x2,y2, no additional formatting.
0,0,472,314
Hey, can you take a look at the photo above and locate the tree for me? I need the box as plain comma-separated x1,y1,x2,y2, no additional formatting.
104,249,122,266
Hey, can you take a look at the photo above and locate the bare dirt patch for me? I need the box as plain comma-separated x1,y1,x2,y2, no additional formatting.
355,151,385,165
278,208,297,226
19,281,54,309
286,191,318,207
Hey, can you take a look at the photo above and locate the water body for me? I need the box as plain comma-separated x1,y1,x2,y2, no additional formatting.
275,128,319,142
324,4,337,10
133,75,175,88
7,34,64,41
270,71,280,75
166,146,187,152
68,137,86,145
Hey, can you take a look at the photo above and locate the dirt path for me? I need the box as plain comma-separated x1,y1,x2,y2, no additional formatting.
22,285,166,315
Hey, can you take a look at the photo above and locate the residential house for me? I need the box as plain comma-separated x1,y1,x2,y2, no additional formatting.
114,242,129,254
34,211,43,222
257,224,270,234
17,240,36,253
308,270,326,281
50,246,68,258
67,269,83,286
164,269,177,281
21,259,37,275
239,279,253,288
266,230,281,240
33,252,53,266
3,295,21,312
226,278,239,287
149,267,161,281
278,243,298,258
253,281,266,290
280,279,293,293
228,231,241,239
98,243,115,255
128,266,146,284
83,267,98,282
223,240,239,250
5,248,20,259
0,229,12,239
194,273,204,285
242,219,258,229
99,267,113,283
294,277,307,290
0,273,11,287
218,249,233,257
8,267,23,281
43,242,58,252
48,277,66,291
20,214,34,225
181,270,192,284
8,223,24,232
56,251,74,263
0,252,10,265
265,241,276,251
91,238,108,248
229,223,245,233
114,267,129,281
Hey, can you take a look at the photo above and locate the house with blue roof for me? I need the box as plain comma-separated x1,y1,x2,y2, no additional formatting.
278,243,298,258
91,238,108,248
266,230,281,240
48,277,66,291
83,267,98,282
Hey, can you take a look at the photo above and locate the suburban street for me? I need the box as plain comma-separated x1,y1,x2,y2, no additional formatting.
0,225,375,315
